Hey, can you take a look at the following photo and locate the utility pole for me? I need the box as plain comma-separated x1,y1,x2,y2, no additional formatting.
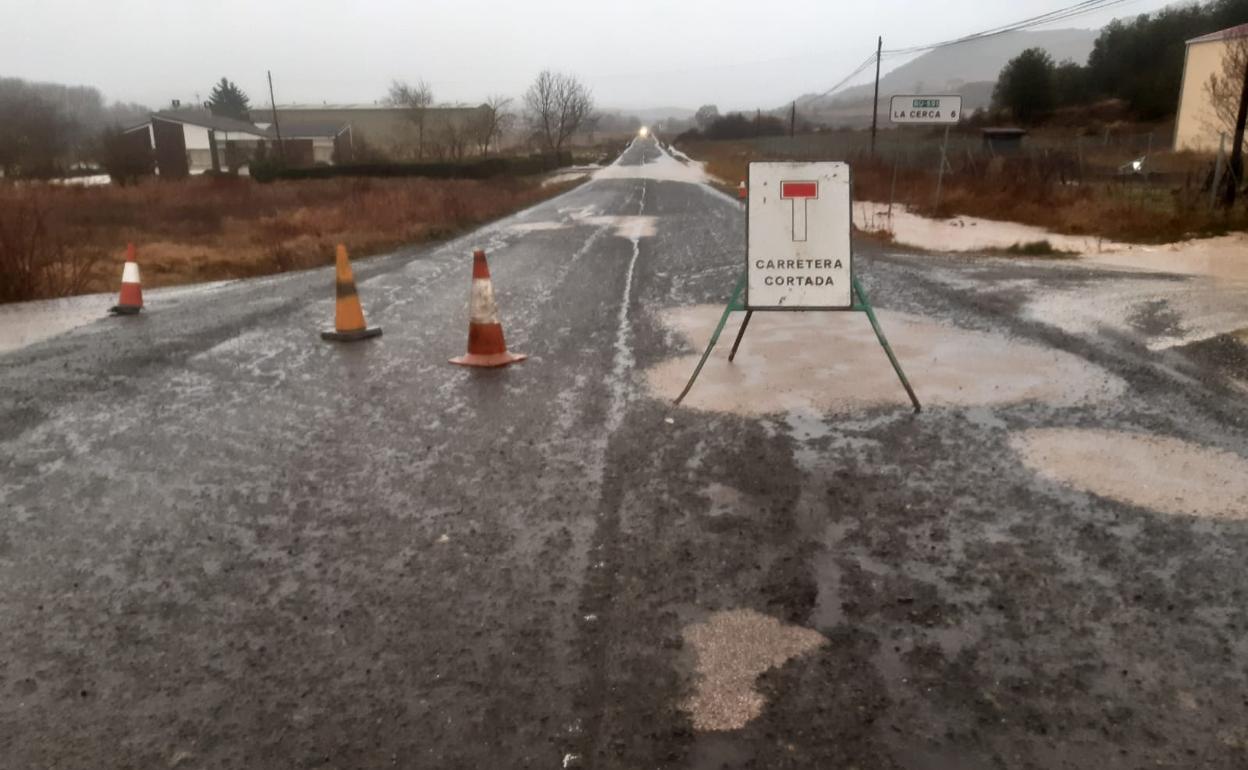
870,36,883,157
1222,53,1248,207
790,101,796,137
268,70,286,162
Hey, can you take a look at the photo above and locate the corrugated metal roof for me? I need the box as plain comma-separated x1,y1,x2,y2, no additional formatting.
1188,23,1248,45
273,120,351,138
151,110,273,137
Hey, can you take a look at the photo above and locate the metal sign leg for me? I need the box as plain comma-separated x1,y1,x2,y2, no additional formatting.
727,311,754,362
853,277,921,414
674,273,747,405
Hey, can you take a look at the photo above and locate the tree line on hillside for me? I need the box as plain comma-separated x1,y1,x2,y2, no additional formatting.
0,78,149,178
673,104,807,142
992,0,1248,125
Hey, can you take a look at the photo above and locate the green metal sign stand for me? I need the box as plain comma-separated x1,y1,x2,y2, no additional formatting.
673,272,921,413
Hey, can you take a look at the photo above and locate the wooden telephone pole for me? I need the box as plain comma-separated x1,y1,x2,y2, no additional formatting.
870,36,883,157
268,70,286,162
1222,53,1248,207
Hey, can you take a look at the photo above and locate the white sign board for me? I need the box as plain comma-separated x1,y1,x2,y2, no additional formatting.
747,162,852,309
890,95,962,124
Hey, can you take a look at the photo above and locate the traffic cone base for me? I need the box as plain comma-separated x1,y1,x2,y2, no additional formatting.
322,244,381,343
450,350,528,368
322,327,383,342
109,304,142,316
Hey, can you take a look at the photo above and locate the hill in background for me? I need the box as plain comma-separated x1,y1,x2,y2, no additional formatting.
795,28,1099,127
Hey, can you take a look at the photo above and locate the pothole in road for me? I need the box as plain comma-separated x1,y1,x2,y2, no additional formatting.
647,305,1125,415
1011,428,1248,519
682,609,826,732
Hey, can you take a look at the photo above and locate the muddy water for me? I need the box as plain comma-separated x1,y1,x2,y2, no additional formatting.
854,202,1127,255
1011,428,1248,519
647,305,1125,415
681,609,826,732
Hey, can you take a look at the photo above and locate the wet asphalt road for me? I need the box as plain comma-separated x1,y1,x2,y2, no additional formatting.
3,137,1248,769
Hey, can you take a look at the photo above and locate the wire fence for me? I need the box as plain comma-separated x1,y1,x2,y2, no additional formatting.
753,127,1195,174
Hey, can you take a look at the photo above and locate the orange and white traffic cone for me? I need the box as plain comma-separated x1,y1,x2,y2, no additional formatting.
449,249,527,368
109,243,143,315
321,244,382,342
737,181,747,200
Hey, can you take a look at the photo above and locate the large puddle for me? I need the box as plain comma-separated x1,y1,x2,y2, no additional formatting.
648,306,1125,415
855,202,1248,283
854,202,1127,255
1012,428,1248,519
682,609,826,732
0,293,112,355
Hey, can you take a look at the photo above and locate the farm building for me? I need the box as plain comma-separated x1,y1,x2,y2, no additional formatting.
124,109,351,178
268,104,489,159
1174,23,1248,152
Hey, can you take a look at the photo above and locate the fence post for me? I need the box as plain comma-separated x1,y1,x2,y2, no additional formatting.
888,152,899,230
933,125,951,212
1211,132,1227,210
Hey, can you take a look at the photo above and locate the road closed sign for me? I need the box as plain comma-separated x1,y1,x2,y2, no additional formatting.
890,95,962,124
747,162,852,309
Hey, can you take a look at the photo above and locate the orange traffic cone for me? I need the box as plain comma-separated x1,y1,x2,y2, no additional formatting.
449,249,527,368
109,243,143,315
737,181,747,200
321,244,382,342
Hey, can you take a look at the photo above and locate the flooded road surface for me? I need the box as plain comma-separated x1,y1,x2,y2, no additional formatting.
2,138,1247,769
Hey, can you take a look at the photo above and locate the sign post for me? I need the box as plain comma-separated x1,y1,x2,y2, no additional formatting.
674,161,920,413
889,95,962,125
889,95,962,211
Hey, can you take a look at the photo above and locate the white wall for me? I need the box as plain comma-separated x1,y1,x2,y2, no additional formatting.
182,124,211,151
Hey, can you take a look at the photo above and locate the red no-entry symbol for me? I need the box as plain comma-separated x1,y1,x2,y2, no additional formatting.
780,181,818,241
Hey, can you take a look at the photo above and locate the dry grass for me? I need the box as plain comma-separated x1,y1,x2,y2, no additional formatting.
0,175,574,302
678,137,1248,244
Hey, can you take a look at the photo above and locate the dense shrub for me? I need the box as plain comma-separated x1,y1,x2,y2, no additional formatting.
251,153,572,183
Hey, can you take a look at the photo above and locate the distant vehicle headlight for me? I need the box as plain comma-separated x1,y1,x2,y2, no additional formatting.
639,127,650,137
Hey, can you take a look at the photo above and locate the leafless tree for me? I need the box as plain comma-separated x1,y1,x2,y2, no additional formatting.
432,116,471,161
1204,37,1248,140
524,70,594,159
386,79,433,160
470,95,514,156
1206,36,1248,205
694,104,719,131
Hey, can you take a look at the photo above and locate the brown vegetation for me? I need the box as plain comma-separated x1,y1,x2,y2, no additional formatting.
0,174,574,303
678,135,1248,244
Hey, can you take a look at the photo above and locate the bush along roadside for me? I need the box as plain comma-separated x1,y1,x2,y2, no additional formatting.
251,153,574,183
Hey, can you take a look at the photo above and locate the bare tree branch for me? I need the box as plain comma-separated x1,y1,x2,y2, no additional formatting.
470,95,514,156
386,79,433,160
523,70,594,159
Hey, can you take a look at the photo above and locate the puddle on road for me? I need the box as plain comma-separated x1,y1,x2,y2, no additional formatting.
682,609,826,732
578,214,657,240
1012,428,1248,519
0,293,112,354
1024,277,1248,351
648,306,1125,415
592,141,713,186
507,221,570,234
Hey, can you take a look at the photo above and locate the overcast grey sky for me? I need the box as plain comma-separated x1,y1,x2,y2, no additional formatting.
3,0,1177,112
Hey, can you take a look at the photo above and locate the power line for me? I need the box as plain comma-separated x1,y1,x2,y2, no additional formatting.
811,0,1147,101
885,0,1139,56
